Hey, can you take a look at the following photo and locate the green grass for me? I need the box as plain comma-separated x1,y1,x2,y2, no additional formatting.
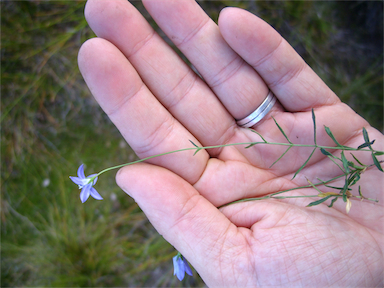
1,1,382,287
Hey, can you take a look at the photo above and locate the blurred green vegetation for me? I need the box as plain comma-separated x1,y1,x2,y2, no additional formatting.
1,0,382,287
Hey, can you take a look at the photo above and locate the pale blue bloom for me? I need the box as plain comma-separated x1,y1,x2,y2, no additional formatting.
70,164,103,203
173,253,193,281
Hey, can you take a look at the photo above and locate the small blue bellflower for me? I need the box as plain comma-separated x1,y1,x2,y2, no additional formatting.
173,253,193,281
70,164,103,203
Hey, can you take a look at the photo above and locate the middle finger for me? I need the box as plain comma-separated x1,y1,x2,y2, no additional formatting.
142,0,273,119
85,0,237,152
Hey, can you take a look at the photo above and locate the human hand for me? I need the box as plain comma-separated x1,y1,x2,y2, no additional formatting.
78,0,384,286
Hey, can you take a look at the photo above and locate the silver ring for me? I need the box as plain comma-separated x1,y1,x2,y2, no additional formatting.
236,90,277,128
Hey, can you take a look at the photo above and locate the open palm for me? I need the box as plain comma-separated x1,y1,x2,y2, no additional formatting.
78,0,384,286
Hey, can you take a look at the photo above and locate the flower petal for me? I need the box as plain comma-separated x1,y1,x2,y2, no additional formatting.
90,187,103,200
173,256,185,281
183,258,193,276
80,185,91,203
77,164,85,179
69,176,84,186
346,198,352,214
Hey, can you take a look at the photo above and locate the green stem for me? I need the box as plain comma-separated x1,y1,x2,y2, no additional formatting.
353,195,379,202
219,188,379,208
96,147,198,176
87,140,382,206
271,195,321,199
95,141,383,177
268,174,346,196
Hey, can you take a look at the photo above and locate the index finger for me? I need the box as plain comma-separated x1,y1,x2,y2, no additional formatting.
78,38,209,184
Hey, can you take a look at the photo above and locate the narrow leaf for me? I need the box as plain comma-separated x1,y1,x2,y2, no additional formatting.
318,192,339,197
328,197,338,208
193,148,201,156
312,109,317,145
374,151,384,156
323,184,351,191
358,186,363,198
372,153,384,172
249,129,267,143
351,153,365,167
189,140,202,156
347,160,359,169
320,148,333,157
292,148,316,179
189,140,198,147
347,171,360,186
341,180,349,202
270,145,293,168
326,154,344,173
340,151,350,174
362,127,370,145
272,117,292,144
357,140,375,150
306,178,323,193
307,195,332,207
320,149,344,172
324,126,343,147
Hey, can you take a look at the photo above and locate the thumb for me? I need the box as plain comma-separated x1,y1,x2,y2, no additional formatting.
116,162,236,284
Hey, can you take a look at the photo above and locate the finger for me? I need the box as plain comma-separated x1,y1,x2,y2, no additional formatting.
84,0,236,150
141,0,282,121
78,38,208,184
116,163,249,287
218,7,340,112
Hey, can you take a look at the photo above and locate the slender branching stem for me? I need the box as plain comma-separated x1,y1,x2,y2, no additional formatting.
83,112,383,211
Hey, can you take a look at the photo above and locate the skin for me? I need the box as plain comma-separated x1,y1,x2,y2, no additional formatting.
78,0,384,286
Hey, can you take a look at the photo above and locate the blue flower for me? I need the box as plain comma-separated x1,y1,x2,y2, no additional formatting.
173,253,193,281
70,164,103,203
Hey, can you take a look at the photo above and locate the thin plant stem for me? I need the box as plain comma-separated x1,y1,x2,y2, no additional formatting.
84,124,383,209
96,141,382,177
